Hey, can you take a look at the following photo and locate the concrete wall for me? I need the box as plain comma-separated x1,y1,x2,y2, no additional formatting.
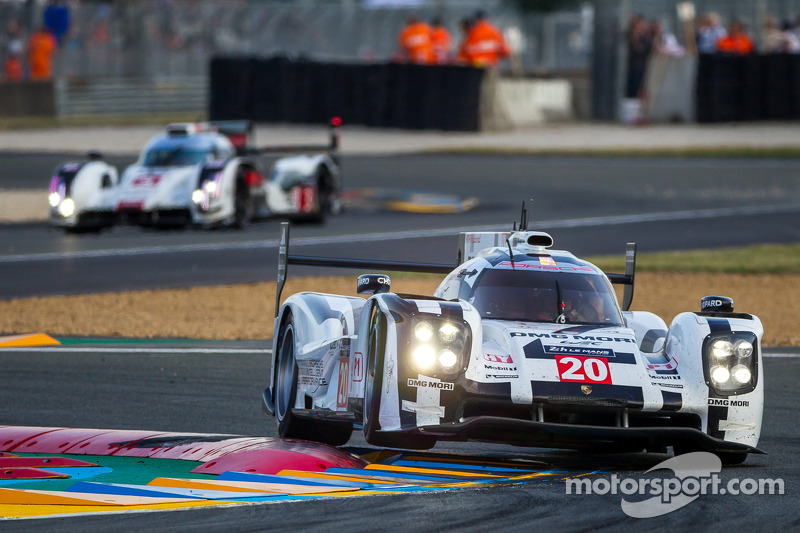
482,73,574,130
0,81,56,117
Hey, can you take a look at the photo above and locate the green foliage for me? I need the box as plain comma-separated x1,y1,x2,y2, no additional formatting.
586,244,800,274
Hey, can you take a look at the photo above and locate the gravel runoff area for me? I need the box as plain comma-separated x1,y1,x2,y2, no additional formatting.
1,272,797,346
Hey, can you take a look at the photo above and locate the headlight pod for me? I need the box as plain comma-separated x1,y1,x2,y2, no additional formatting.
410,317,469,376
57,198,75,217
191,189,205,204
703,332,758,396
48,192,61,207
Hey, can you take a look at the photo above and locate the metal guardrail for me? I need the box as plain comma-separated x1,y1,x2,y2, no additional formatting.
55,77,206,117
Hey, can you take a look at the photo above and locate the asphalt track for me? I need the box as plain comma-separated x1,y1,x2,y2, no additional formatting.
0,342,797,532
2,153,800,297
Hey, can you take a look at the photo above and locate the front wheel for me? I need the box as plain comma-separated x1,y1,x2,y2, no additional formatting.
274,313,352,446
232,179,252,229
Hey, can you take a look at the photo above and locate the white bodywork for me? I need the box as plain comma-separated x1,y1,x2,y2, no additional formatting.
264,154,340,217
267,229,765,457
48,160,119,228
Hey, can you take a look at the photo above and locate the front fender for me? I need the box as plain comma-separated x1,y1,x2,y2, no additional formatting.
665,311,764,447
266,292,367,414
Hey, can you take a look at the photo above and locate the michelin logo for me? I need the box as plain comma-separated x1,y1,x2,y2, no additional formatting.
408,378,454,391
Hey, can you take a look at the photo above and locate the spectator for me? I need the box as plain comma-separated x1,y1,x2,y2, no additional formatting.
716,20,754,54
625,14,652,98
460,10,510,67
397,15,433,65
456,17,473,64
429,17,452,65
763,15,788,52
27,26,56,80
696,12,726,54
2,41,24,81
42,0,70,47
651,21,685,56
782,21,800,52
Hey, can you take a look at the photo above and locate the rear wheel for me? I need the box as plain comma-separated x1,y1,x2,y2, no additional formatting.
274,313,352,445
363,306,435,450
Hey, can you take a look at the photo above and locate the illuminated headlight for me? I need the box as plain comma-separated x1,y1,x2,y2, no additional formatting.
731,364,752,384
710,365,730,385
191,189,204,204
704,332,757,395
58,198,75,217
735,340,753,358
412,344,436,368
438,349,458,369
711,339,734,359
439,323,459,343
414,322,434,342
203,181,217,195
48,192,61,207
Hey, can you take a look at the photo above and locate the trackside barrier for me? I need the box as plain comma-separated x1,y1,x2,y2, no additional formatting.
696,53,800,122
209,56,485,132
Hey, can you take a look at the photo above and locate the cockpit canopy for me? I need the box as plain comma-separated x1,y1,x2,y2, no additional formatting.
139,134,235,168
436,254,623,326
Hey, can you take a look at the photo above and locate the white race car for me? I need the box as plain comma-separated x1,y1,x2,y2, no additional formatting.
48,120,343,231
263,215,764,465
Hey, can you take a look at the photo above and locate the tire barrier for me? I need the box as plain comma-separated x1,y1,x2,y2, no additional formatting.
209,56,486,131
696,53,800,123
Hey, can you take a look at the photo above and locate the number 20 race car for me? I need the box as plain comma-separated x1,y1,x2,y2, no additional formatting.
263,214,764,464
48,119,343,231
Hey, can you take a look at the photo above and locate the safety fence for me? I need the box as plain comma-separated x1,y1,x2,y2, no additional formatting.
209,56,485,131
696,53,800,122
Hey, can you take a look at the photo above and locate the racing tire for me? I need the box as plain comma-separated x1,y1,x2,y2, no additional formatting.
274,313,353,446
363,306,435,450
232,178,252,229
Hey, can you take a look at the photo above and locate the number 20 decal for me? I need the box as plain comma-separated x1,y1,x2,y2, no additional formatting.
555,356,612,384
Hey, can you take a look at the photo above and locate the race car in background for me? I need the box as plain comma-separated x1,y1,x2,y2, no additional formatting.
48,119,343,231
263,212,764,465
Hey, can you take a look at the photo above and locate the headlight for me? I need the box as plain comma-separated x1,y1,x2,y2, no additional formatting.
412,344,436,368
58,198,75,217
439,323,459,343
710,365,730,385
191,189,204,204
48,192,61,207
203,180,217,195
735,340,753,358
414,322,434,342
731,364,752,384
410,317,470,376
710,339,734,359
438,349,458,369
703,332,757,395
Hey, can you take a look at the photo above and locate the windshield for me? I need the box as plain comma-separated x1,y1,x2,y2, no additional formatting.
140,137,216,167
468,267,623,326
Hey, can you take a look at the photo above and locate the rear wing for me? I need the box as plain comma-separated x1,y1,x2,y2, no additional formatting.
210,120,254,156
250,117,341,165
275,223,637,317
275,222,454,317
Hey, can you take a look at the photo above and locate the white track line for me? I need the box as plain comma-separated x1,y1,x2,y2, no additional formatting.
0,347,270,354
2,203,799,264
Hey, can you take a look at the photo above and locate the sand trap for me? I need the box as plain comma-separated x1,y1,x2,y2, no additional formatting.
0,273,796,346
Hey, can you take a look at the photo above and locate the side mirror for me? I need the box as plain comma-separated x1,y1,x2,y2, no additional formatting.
357,274,390,295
